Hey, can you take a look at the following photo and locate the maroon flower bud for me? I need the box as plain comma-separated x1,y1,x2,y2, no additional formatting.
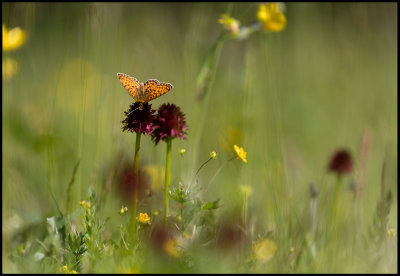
328,149,353,175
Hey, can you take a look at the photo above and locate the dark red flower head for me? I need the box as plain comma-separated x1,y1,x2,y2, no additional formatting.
328,149,353,175
152,103,188,145
122,102,155,135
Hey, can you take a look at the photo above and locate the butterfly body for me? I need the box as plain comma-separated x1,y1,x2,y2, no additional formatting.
117,73,173,109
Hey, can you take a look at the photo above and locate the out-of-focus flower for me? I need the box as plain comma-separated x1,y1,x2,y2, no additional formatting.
118,206,128,215
328,149,353,175
210,150,218,159
137,212,151,224
163,238,180,257
387,228,396,238
2,58,18,80
61,265,78,274
178,148,186,156
122,102,155,135
218,14,240,35
239,185,252,197
152,103,188,145
150,222,180,258
117,163,151,202
234,145,247,163
253,238,277,263
216,218,246,251
79,200,91,210
3,24,26,51
143,165,165,192
257,3,287,32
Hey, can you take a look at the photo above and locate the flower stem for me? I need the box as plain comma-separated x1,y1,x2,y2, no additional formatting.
129,132,141,240
205,156,236,195
332,175,342,220
164,139,172,223
195,157,212,177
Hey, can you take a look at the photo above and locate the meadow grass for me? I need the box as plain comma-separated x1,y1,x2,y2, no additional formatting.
2,2,397,273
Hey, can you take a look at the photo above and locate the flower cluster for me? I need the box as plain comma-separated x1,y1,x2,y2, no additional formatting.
151,103,188,145
217,2,287,40
122,102,155,135
122,102,188,144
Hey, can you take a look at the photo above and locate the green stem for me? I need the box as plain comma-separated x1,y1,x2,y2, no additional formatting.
195,157,212,177
332,175,342,220
204,156,236,195
129,132,141,240
164,139,172,223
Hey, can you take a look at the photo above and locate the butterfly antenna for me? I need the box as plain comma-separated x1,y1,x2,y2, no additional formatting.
127,106,139,115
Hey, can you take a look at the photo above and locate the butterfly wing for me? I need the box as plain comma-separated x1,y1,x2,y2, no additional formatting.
143,79,173,102
117,73,142,101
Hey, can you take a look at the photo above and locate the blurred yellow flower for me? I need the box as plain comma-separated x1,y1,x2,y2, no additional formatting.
257,3,287,32
3,24,27,51
163,238,180,257
210,150,218,159
234,145,247,163
79,200,91,210
143,165,165,192
218,14,240,35
239,185,252,197
137,212,151,224
253,238,277,263
2,58,18,80
388,228,396,238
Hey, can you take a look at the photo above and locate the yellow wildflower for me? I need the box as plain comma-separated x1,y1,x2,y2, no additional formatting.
253,238,277,263
137,212,151,224
257,3,287,32
234,145,247,163
218,14,240,35
70,270,78,274
163,238,180,257
2,58,18,80
3,24,27,51
388,228,396,238
239,185,252,197
210,150,218,159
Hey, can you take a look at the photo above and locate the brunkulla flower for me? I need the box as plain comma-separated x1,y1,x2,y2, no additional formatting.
257,3,287,32
234,145,247,163
122,102,155,135
328,149,353,175
3,24,27,51
152,103,188,145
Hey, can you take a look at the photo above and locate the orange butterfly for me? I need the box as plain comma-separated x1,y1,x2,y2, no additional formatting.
117,73,173,110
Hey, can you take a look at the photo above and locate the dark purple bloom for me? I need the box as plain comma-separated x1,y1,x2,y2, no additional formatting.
122,102,155,135
328,149,353,175
152,103,188,145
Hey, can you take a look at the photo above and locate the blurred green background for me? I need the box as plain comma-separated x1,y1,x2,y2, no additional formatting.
2,2,397,273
